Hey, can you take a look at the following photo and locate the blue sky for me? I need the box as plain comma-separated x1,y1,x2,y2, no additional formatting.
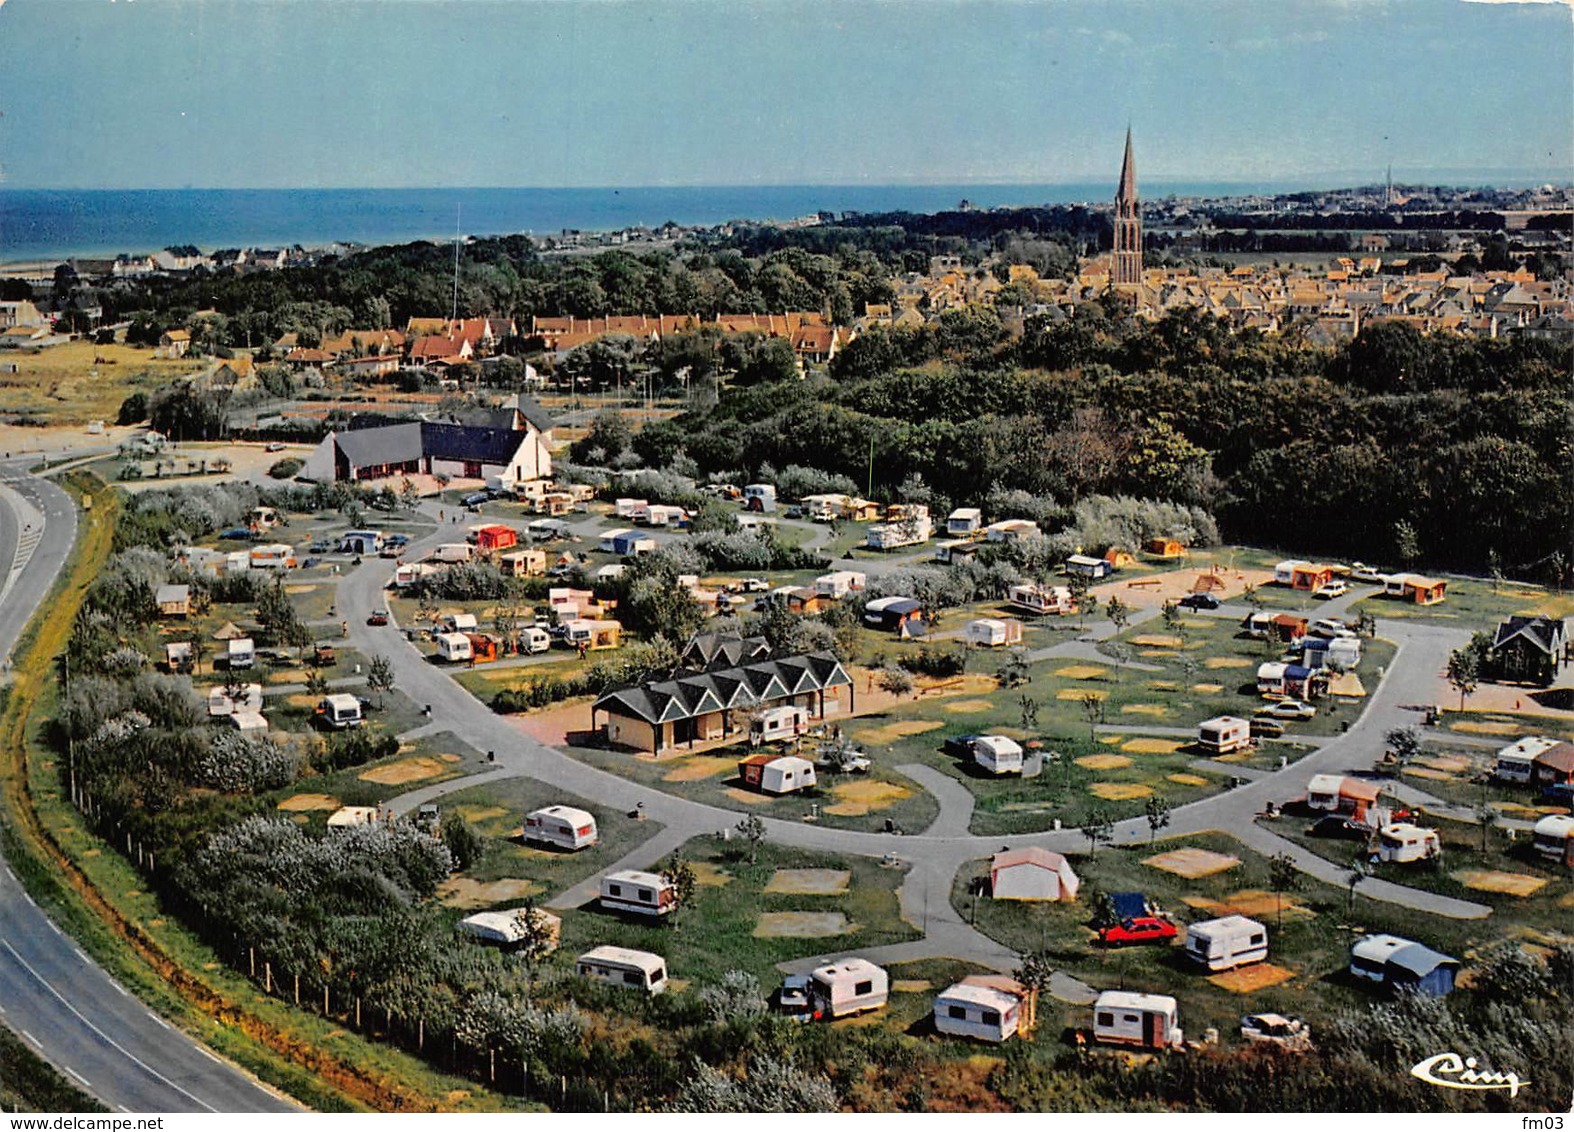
0,0,1569,189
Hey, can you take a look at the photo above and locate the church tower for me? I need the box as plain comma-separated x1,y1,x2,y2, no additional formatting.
1112,128,1142,286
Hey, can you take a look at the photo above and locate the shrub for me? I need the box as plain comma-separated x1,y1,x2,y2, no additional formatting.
267,457,303,479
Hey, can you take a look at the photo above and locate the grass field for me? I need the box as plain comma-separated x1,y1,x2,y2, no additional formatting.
0,340,205,423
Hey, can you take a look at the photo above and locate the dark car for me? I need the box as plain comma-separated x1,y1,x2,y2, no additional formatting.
1100,916,1179,946
774,975,820,1022
218,527,253,541
309,539,333,553
1249,716,1286,739
366,609,390,626
943,734,981,759
1178,592,1221,611
1309,815,1370,840
463,491,489,507
1541,783,1574,807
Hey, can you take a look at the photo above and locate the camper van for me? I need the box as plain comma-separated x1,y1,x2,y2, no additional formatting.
576,946,668,995
599,870,677,917
523,805,599,851
809,958,889,1019
1494,736,1559,784
743,483,777,513
964,618,1022,648
227,637,256,670
440,612,480,633
750,705,810,745
435,632,474,663
1197,716,1252,756
737,754,817,795
315,693,364,731
525,518,569,541
946,508,983,537
249,543,296,570
433,543,473,564
518,626,552,655
1185,915,1269,971
1007,583,1073,616
1092,991,1182,1050
1376,823,1442,864
1532,815,1574,866
972,735,1024,775
932,978,1027,1043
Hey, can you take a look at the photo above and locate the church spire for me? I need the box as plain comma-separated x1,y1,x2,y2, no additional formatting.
1112,128,1142,286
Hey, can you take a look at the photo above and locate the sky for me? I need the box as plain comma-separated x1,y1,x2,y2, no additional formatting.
0,0,1569,190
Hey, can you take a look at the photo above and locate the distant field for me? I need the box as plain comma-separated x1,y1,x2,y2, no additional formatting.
0,340,204,423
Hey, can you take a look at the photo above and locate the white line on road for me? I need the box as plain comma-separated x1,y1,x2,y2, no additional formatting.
66,1066,92,1088
2,866,14,882
73,947,89,963
1,940,218,1112
20,1028,40,1049
22,892,35,907
196,1046,223,1065
111,980,130,997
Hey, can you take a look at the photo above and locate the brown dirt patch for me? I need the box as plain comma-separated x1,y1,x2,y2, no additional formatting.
452,805,508,825
284,584,316,595
1416,754,1474,774
764,868,850,895
1054,664,1109,681
1453,870,1548,897
891,979,932,993
1091,782,1152,800
1204,657,1252,669
285,693,317,709
1168,773,1209,787
1139,649,1179,658
944,699,996,714
1058,688,1108,701
1098,735,1126,745
1132,634,1183,649
1077,753,1132,770
1185,890,1314,921
359,756,447,785
1191,683,1225,694
753,911,851,938
1148,680,1179,691
277,793,339,812
662,755,739,782
1450,720,1522,736
1122,738,1184,754
1208,963,1296,993
1144,847,1241,878
437,877,543,909
690,862,732,887
824,778,911,817
1404,767,1453,781
920,673,1001,697
855,719,943,746
722,787,776,805
1120,703,1169,717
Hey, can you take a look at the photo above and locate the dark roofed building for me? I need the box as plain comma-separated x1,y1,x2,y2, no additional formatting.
1487,615,1569,687
592,650,853,755
680,630,773,672
304,414,552,487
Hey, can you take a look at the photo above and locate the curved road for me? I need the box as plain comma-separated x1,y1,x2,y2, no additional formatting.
0,459,298,1114
344,515,1491,994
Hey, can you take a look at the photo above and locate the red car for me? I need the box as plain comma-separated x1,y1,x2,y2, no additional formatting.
366,609,390,626
1100,916,1179,946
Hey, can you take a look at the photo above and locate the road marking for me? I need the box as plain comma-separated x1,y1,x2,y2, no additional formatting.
111,980,131,997
151,1014,171,1030
73,947,89,963
22,892,35,907
1,940,219,1111
66,1066,92,1088
195,1046,223,1065
2,865,14,882
20,1028,40,1049
48,919,62,935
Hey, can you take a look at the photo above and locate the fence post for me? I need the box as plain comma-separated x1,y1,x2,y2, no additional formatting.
265,961,272,994
294,973,300,1005
249,948,255,978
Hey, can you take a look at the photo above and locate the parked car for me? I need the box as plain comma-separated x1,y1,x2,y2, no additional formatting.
1314,580,1350,600
783,505,804,519
1541,783,1574,807
312,643,337,666
1257,699,1316,720
1350,563,1386,583
462,491,489,507
1241,1013,1313,1051
265,441,286,452
774,974,820,1022
366,609,390,626
1249,717,1286,739
1309,815,1370,840
1100,917,1179,947
738,578,770,593
943,734,982,760
1177,592,1221,611
1310,618,1354,638
219,527,254,541
309,539,333,553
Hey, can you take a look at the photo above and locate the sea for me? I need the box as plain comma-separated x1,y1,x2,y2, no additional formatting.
1,181,1324,266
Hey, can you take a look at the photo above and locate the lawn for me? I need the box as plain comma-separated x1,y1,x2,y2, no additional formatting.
268,729,491,827
952,831,1506,1049
1353,576,1574,627
547,837,920,987
0,340,205,423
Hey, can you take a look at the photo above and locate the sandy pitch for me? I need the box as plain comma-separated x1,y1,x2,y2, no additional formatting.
359,756,448,785
1191,683,1226,694
1132,634,1183,649
754,911,852,938
1091,782,1152,800
1186,890,1314,921
438,877,543,909
944,699,996,714
723,787,776,805
1077,754,1133,770
1205,657,1253,669
1120,704,1169,717
662,755,739,782
1058,688,1108,702
690,862,732,887
1123,738,1184,754
1450,721,1522,736
764,868,851,895
1054,665,1109,681
1144,847,1241,878
452,805,508,824
1208,963,1296,993
856,719,943,746
825,779,911,816
278,793,339,812
1168,773,1210,786
1453,870,1548,897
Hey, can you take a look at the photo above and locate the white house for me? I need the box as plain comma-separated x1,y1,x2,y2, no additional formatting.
972,735,1024,775
933,977,1030,1043
304,414,552,488
989,847,1079,902
1092,991,1182,1050
809,958,889,1018
1184,915,1268,971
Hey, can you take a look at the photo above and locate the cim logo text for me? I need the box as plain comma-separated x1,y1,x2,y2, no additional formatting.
1410,1051,1529,1098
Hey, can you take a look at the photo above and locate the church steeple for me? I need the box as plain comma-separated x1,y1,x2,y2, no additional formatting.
1112,128,1142,286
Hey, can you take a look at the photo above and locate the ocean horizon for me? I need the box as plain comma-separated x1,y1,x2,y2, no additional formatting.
1,178,1566,266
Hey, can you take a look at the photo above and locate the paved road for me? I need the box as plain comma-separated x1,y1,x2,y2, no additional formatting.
341,511,1493,998
0,460,298,1114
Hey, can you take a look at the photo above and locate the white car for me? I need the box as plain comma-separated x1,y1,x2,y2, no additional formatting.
1349,563,1386,583
1314,580,1350,600
1257,699,1316,720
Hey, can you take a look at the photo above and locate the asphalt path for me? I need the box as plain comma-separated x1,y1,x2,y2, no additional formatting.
0,460,298,1114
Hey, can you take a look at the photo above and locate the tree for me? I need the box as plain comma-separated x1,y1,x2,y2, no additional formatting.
1384,725,1421,767
367,655,395,710
1475,796,1498,856
1083,809,1114,856
1089,888,1120,933
1012,950,1056,1034
304,670,329,697
1143,796,1171,845
1242,582,1265,613
1160,599,1183,642
1107,642,1132,685
1345,857,1368,914
663,857,698,925
876,666,915,698
1268,852,1302,929
1080,692,1105,741
441,813,486,872
1393,518,1421,568
997,648,1030,689
1104,595,1131,634
1017,694,1040,732
736,813,766,864
511,898,556,990
1446,642,1481,712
